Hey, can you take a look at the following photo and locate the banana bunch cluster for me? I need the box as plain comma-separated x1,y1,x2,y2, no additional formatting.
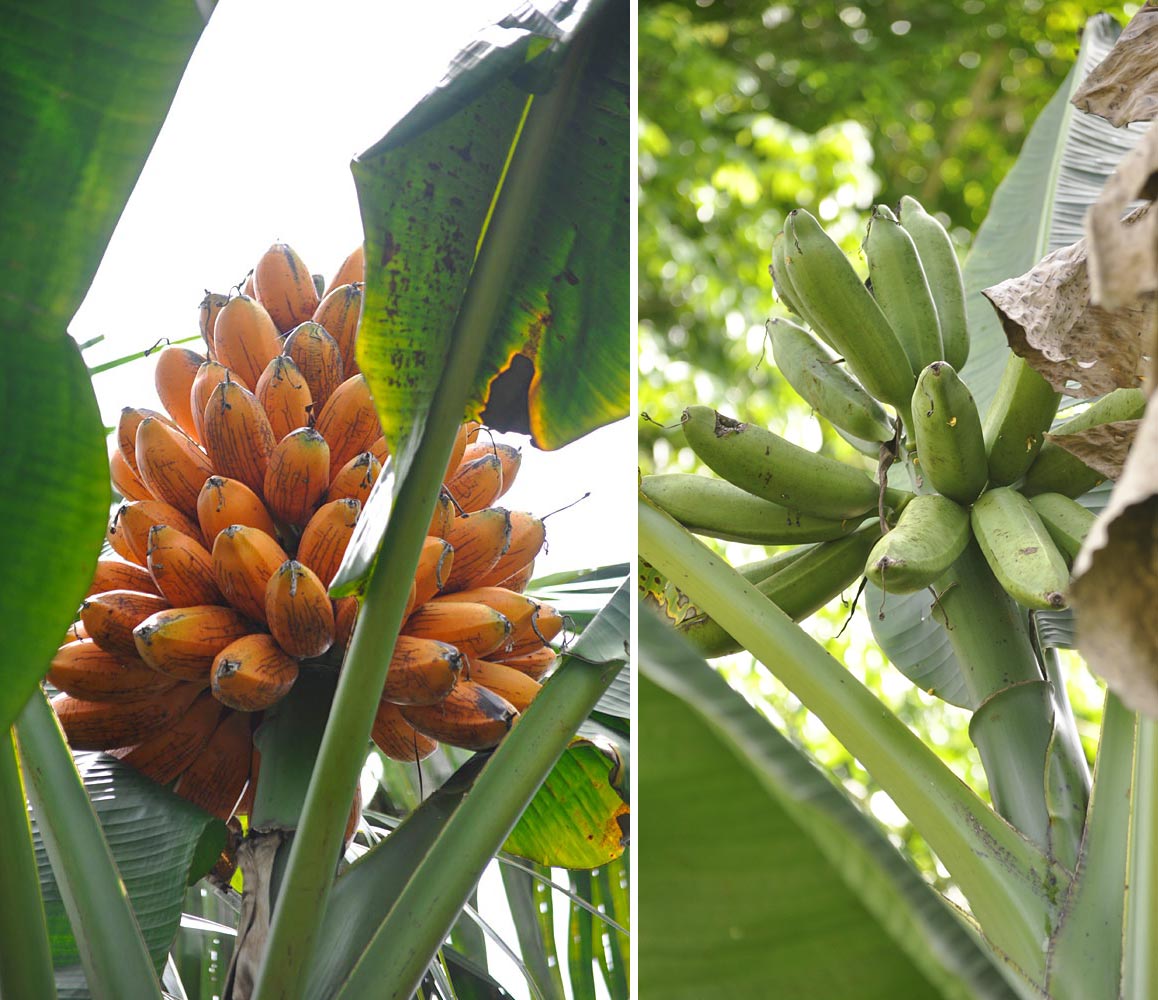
646,198,1145,650
52,242,562,821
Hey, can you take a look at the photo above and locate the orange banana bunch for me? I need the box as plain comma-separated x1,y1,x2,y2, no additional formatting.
54,240,565,825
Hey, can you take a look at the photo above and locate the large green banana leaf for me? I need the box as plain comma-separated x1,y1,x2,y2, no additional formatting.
868,13,1140,701
639,610,1018,1000
0,1,203,734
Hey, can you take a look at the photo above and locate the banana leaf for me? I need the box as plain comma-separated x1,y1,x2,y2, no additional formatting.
639,610,1020,1000
0,0,203,734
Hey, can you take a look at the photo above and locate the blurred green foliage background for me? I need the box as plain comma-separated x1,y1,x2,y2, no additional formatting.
639,0,1120,894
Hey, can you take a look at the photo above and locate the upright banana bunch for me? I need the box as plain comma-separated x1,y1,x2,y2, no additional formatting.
647,197,1137,649
52,242,562,822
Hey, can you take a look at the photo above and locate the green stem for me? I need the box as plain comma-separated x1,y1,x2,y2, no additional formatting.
1123,715,1158,997
14,689,160,1000
0,726,55,1000
640,497,1062,984
253,21,596,997
937,542,1086,866
334,647,625,999
1046,693,1135,999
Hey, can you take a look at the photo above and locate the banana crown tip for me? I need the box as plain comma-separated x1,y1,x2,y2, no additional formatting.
713,412,745,437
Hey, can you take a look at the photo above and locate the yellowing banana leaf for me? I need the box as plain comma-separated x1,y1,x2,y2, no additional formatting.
504,738,627,869
0,1,203,734
639,611,1018,1000
29,752,225,999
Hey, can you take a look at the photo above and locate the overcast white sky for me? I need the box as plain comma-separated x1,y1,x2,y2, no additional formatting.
72,0,633,584
69,2,630,995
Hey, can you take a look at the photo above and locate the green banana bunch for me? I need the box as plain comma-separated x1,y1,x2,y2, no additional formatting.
680,405,909,521
971,487,1070,610
864,493,971,594
897,196,970,371
910,362,988,504
982,355,1061,487
781,209,916,413
1022,387,1145,497
864,205,943,376
1028,493,1096,565
640,472,866,545
678,525,881,657
767,317,895,445
770,230,816,327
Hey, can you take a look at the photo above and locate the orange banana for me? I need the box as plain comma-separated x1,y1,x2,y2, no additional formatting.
51,683,202,751
493,644,556,680
243,271,256,297
445,454,503,513
253,242,320,333
211,525,289,623
49,639,178,701
146,524,222,607
173,710,253,821
323,244,364,299
506,605,564,657
333,595,359,649
466,658,541,712
264,427,330,527
255,354,314,442
371,699,437,762
369,435,389,466
202,376,277,496
297,498,360,587
133,604,254,682
212,294,282,388
404,601,511,659
428,491,453,539
81,589,171,660
87,558,160,598
135,417,214,518
198,291,229,359
311,282,363,372
434,586,537,629
211,633,300,711
114,499,204,564
445,421,470,481
283,321,344,412
443,508,511,592
461,440,521,499
400,680,516,751
265,560,335,658
111,690,224,784
154,346,206,441
325,452,380,507
117,406,180,476
190,360,241,444
382,635,463,705
473,512,545,587
197,476,279,549
413,537,454,608
314,374,381,475
494,559,534,593
110,447,151,502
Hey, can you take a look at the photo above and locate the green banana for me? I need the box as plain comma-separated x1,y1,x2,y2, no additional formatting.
680,405,909,520
640,472,866,544
678,525,881,657
782,209,916,412
897,196,970,371
770,230,815,325
982,355,1061,486
768,318,895,444
865,493,971,594
864,205,943,376
971,486,1070,610
1022,387,1146,497
1028,493,1096,565
910,362,988,503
